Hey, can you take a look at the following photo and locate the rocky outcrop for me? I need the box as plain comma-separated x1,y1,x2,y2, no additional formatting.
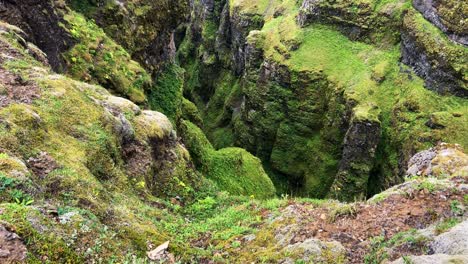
330,116,381,201
0,0,75,72
391,220,468,264
413,0,468,46
401,9,467,98
297,0,402,43
0,224,27,263
431,220,468,255
407,143,468,177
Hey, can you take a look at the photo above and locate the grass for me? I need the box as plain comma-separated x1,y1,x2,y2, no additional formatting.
435,218,461,234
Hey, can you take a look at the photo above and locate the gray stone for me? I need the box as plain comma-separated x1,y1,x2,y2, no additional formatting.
391,254,468,264
430,220,468,255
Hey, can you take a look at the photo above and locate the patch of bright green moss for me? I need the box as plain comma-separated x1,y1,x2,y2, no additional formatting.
148,64,185,123
180,120,275,198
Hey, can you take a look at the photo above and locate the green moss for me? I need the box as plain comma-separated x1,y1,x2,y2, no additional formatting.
0,203,82,263
148,64,185,123
180,120,275,198
63,11,151,103
435,218,461,235
181,98,204,127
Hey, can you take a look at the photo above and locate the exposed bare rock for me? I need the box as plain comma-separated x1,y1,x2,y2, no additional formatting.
27,152,59,179
430,220,468,255
0,0,75,72
407,143,468,177
413,0,468,46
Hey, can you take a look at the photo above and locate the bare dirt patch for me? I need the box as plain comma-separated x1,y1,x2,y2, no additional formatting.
281,178,468,263
0,223,27,263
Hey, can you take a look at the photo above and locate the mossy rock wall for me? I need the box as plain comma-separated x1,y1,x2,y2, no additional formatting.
0,24,203,261
67,0,189,73
179,0,468,200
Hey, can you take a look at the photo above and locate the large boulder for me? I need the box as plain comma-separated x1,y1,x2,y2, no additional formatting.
407,143,468,177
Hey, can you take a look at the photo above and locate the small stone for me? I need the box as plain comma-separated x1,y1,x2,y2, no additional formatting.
0,249,10,257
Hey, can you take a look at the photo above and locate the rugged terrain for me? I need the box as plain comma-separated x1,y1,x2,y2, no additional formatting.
0,0,466,263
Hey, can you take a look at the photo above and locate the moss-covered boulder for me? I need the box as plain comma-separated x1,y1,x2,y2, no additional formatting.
180,120,275,198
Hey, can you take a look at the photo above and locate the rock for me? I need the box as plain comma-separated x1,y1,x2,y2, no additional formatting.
147,241,172,262
285,238,345,262
0,224,27,263
0,155,29,181
400,9,467,98
0,0,75,72
413,0,468,46
58,212,80,224
391,254,468,264
430,220,468,255
103,96,141,116
297,0,401,43
406,143,468,177
27,151,59,179
330,117,381,201
134,111,174,141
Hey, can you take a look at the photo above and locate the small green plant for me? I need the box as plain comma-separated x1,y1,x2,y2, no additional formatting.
0,174,15,191
402,256,414,264
364,235,387,264
418,180,436,193
450,200,464,215
328,203,358,222
231,240,241,248
10,189,34,205
435,218,460,234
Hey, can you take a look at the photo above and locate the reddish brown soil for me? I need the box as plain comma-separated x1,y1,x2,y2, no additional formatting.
0,223,27,263
284,177,468,263
27,151,59,179
0,38,40,108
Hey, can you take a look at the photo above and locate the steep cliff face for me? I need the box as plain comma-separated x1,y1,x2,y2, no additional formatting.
67,0,189,73
180,0,468,200
413,0,467,46
401,8,467,98
0,0,75,72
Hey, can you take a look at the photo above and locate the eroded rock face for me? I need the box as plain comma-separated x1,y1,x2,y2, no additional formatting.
297,0,401,43
413,0,468,46
0,0,75,72
0,224,27,263
66,0,189,73
407,143,468,177
400,9,467,98
330,118,381,201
